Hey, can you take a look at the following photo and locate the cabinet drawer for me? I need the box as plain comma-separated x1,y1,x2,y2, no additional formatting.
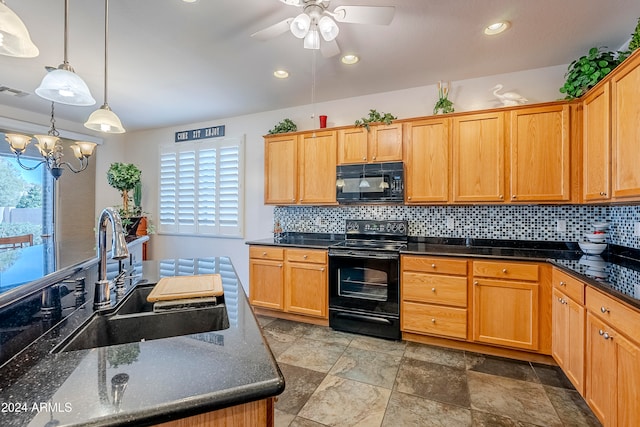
473,260,539,281
586,287,640,341
402,256,467,276
249,246,284,261
552,268,585,304
286,248,327,264
402,301,467,339
402,272,467,307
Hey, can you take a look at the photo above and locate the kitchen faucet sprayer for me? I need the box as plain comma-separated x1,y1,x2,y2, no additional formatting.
94,207,129,310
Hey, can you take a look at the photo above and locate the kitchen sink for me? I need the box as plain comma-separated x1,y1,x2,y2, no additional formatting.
52,284,229,353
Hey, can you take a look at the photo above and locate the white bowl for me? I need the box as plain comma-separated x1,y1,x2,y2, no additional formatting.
593,222,610,231
579,255,606,270
586,268,608,279
578,241,607,255
585,233,606,243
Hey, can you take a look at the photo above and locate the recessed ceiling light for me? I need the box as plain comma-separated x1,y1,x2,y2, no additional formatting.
273,69,289,79
484,21,511,35
183,0,198,3
341,54,359,65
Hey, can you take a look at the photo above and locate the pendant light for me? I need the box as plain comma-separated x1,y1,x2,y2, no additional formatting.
35,0,95,106
0,0,39,58
85,0,125,133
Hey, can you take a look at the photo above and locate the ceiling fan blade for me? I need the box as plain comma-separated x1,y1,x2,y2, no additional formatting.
332,6,395,25
251,18,294,40
321,39,340,58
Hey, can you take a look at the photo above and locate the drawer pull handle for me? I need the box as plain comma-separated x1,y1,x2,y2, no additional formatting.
599,329,604,336
603,332,612,340
474,281,479,285
279,264,283,268
502,268,508,273
601,306,610,314
559,281,566,286
303,255,308,259
431,287,436,292
262,252,267,256
320,268,325,272
431,263,436,268
431,318,436,323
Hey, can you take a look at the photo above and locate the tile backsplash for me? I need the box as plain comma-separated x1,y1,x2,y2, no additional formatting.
273,204,640,249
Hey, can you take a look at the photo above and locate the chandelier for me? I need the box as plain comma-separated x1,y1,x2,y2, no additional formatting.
4,102,97,179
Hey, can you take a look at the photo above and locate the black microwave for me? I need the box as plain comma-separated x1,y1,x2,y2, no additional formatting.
336,162,404,204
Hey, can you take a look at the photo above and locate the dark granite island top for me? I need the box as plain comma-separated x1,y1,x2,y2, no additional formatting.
0,257,284,427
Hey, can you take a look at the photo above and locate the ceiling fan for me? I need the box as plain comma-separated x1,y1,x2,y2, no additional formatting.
251,0,395,57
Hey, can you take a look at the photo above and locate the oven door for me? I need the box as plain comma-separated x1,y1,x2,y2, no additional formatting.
328,250,399,316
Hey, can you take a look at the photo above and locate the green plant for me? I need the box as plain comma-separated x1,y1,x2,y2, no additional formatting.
268,118,297,134
107,163,141,213
629,17,640,52
354,109,397,131
433,81,454,115
559,47,622,99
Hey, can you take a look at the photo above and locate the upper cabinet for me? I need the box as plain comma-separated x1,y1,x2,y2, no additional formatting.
452,112,506,203
264,131,337,205
509,104,572,202
583,82,611,202
337,123,403,164
611,51,640,200
403,118,450,203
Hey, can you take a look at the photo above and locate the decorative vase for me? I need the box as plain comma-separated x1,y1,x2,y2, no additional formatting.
319,115,327,128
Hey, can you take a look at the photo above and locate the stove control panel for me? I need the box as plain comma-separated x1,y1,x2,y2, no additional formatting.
345,220,407,236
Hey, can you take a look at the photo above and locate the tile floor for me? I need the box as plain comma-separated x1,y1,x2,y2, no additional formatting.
257,315,601,427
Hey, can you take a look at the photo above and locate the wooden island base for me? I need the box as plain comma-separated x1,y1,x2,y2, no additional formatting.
155,398,274,427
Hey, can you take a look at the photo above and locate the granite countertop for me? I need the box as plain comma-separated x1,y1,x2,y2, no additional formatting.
0,257,284,427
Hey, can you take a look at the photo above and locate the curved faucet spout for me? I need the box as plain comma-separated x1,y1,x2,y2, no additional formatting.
95,207,129,310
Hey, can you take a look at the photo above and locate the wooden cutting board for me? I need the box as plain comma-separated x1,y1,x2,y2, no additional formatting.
146,274,223,302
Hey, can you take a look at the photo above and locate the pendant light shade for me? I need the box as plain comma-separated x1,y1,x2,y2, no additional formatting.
35,0,95,107
85,0,124,133
0,1,39,58
290,13,310,38
318,16,339,42
303,27,320,50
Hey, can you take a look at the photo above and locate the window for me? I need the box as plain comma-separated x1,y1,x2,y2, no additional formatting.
158,136,244,237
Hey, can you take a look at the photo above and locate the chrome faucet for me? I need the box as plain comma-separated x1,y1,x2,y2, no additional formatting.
94,207,129,310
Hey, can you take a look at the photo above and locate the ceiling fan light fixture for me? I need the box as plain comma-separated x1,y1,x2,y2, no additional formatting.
35,68,96,106
290,13,310,38
318,15,339,41
0,1,39,58
84,104,125,133
303,27,320,49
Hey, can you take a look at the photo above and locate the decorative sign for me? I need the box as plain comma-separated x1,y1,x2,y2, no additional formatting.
175,125,225,142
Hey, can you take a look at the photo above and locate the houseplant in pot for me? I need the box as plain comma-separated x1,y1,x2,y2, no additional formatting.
106,162,143,235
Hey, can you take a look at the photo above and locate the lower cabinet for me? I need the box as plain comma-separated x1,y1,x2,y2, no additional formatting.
249,246,328,320
472,260,540,351
585,287,640,427
155,398,274,427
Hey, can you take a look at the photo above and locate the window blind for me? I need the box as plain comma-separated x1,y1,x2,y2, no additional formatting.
158,136,244,237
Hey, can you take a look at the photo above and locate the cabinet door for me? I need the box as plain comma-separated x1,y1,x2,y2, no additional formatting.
337,127,368,164
452,112,505,202
612,53,640,199
285,262,328,318
473,278,539,350
369,123,403,162
552,289,585,395
583,82,611,201
264,135,297,204
510,104,571,202
586,312,617,426
616,331,640,427
403,118,450,203
249,259,284,310
298,131,337,204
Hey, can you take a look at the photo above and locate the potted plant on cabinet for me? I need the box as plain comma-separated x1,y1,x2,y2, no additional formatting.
106,162,144,235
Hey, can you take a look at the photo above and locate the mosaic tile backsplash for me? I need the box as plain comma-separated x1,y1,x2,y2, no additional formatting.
273,204,640,249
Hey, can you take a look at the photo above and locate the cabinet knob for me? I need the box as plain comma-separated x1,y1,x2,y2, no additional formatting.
279,264,283,268
474,281,479,285
499,194,503,199
559,281,566,286
262,252,267,256
431,263,436,268
512,195,516,199
372,156,376,160
502,268,508,273
601,306,610,314
321,267,325,272
408,196,412,200
557,297,563,303
303,255,308,259
431,287,436,292
431,318,436,323
362,156,366,161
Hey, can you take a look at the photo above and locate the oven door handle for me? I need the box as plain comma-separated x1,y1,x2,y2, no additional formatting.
329,251,399,260
334,312,394,325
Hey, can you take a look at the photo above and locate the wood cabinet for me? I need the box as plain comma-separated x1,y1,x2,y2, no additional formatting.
249,247,285,310
611,51,640,200
298,131,337,204
452,112,505,202
401,255,468,340
551,269,586,394
582,81,611,202
403,118,450,203
155,398,274,427
509,104,571,202
264,134,297,204
337,123,402,164
250,246,328,320
472,260,540,351
285,249,328,318
264,131,336,205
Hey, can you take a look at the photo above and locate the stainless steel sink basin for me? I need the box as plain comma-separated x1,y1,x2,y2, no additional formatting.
53,285,229,353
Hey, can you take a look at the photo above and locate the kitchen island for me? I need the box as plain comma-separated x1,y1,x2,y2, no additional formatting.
0,256,284,427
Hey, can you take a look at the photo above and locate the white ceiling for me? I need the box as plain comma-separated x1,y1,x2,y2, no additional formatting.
1,0,639,132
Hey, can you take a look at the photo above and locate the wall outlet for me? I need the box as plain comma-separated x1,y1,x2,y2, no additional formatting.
556,219,566,232
446,217,455,230
635,222,640,237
